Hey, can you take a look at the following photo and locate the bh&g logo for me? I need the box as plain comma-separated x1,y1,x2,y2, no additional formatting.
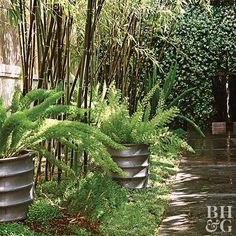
206,206,233,234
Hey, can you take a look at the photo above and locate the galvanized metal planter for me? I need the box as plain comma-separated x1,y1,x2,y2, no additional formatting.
0,152,34,222
107,144,150,189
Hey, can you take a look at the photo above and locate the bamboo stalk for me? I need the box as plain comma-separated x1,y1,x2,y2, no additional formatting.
37,15,55,88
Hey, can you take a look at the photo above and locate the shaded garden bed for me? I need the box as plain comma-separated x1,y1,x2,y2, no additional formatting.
1,155,180,236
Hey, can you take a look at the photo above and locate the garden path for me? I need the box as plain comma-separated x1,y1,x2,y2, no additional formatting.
158,132,236,235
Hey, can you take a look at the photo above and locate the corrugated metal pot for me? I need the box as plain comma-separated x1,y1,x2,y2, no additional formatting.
0,152,34,222
107,144,150,189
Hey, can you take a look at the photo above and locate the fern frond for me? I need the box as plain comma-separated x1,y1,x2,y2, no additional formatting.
143,103,151,122
44,105,86,119
152,107,179,128
156,89,165,112
19,89,55,110
10,86,22,113
30,120,124,174
131,103,143,127
107,85,122,108
10,127,35,154
0,87,125,174
142,81,160,107
0,98,7,129
81,137,123,175
34,145,75,177
154,128,194,155
25,91,64,121
101,110,133,144
0,112,37,155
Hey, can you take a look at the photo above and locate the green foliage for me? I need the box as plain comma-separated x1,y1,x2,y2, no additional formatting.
100,155,178,236
99,83,194,156
162,62,178,101
33,157,179,235
36,180,70,200
151,127,194,157
100,109,133,144
27,199,63,223
0,223,36,236
157,5,236,128
0,88,124,174
0,98,7,129
66,173,127,220
10,86,23,113
67,225,92,236
99,84,182,145
101,105,180,145
146,63,205,137
91,84,127,125
100,204,156,236
153,107,180,128
33,156,181,235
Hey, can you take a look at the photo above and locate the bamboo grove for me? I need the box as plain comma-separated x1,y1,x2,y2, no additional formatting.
4,0,209,182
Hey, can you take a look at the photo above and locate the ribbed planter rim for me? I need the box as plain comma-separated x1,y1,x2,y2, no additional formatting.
0,151,33,163
107,144,150,157
121,143,150,147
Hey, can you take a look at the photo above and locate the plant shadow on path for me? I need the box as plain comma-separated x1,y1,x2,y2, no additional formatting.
158,134,236,235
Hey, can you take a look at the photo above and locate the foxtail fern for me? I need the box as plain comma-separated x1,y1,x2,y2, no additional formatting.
100,84,194,155
0,89,124,175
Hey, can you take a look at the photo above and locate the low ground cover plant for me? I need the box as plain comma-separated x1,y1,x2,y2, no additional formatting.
27,199,63,224
18,154,179,236
0,223,37,236
65,173,127,220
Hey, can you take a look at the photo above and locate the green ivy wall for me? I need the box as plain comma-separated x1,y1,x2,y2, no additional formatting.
158,5,236,129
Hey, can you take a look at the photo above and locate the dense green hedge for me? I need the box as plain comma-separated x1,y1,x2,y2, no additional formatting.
158,5,236,128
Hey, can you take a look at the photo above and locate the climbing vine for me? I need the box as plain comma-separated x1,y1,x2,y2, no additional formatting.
157,5,236,129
